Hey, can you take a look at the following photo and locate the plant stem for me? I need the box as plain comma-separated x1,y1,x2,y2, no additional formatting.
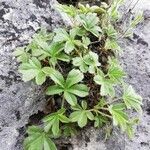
61,96,65,108
99,107,109,111
90,109,112,119
90,40,100,45
97,110,112,119
105,97,122,105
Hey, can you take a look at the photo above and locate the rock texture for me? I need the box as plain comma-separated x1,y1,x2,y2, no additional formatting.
0,0,61,150
0,0,150,150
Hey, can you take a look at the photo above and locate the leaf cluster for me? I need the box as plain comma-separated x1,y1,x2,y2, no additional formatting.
14,1,143,150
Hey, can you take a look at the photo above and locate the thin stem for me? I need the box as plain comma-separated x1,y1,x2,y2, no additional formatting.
99,107,109,111
97,110,112,119
105,97,122,105
61,96,65,108
90,109,112,119
89,40,100,45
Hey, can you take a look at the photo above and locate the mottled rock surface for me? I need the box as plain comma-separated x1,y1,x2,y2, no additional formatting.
0,0,150,150
0,0,61,150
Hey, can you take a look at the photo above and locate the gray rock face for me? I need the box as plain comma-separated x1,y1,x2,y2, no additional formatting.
0,0,150,150
0,0,61,150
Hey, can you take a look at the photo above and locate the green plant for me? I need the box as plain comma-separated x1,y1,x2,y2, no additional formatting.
14,0,143,149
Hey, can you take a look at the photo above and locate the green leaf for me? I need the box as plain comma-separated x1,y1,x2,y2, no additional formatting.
44,136,57,150
19,69,39,82
35,71,46,85
70,111,81,122
47,42,70,66
64,40,75,54
24,126,57,150
42,67,54,75
46,69,87,106
78,111,88,127
72,52,100,74
77,13,102,37
50,69,65,87
46,85,64,95
66,69,84,87
52,118,60,136
68,84,89,97
84,51,100,66
131,12,143,28
13,47,29,63
104,24,118,39
29,57,42,68
108,0,123,21
109,103,129,132
105,38,121,52
81,101,87,110
63,124,77,137
43,109,69,136
53,28,69,42
56,52,70,62
59,115,70,123
64,92,77,106
70,102,94,127
82,36,91,49
123,85,142,113
78,3,106,14
86,111,94,120
94,71,115,97
19,57,45,83
53,28,79,54
56,4,77,17
107,58,126,82
72,57,89,73
94,115,108,128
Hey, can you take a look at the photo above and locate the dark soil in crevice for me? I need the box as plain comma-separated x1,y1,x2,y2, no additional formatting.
57,0,108,6
27,111,45,126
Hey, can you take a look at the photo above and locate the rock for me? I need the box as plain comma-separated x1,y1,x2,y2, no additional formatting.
0,0,62,150
0,0,150,150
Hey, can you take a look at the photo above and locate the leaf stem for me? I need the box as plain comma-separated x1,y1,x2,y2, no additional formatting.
89,40,100,45
90,109,112,119
61,96,65,108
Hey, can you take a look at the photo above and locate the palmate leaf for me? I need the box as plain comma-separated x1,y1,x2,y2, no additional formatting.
56,4,77,17
43,108,70,136
82,36,91,49
13,47,29,63
72,51,100,73
65,69,84,87
104,24,118,39
94,70,116,97
78,3,106,14
105,38,121,52
53,28,81,54
26,28,54,58
62,124,77,137
72,57,89,73
109,103,129,132
24,126,56,150
19,57,47,85
68,84,89,97
94,115,108,128
107,58,126,82
46,69,89,106
123,85,142,113
70,101,94,127
108,0,124,21
48,42,70,66
76,13,102,37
